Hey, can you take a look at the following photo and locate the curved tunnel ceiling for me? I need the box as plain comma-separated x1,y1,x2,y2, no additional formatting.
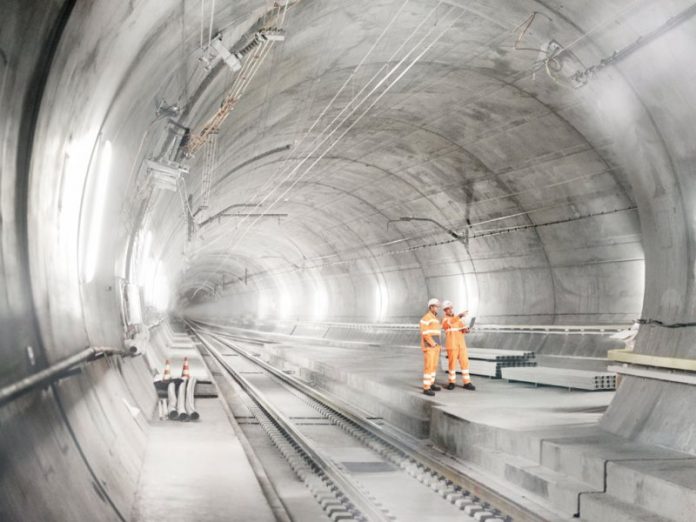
25,0,696,363
168,0,647,324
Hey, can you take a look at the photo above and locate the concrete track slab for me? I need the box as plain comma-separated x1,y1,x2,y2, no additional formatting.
252,338,613,434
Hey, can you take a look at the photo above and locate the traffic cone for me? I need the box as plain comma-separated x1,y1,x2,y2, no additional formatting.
163,359,171,381
181,357,190,380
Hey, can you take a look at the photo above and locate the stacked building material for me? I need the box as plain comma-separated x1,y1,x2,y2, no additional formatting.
501,366,616,390
442,348,537,378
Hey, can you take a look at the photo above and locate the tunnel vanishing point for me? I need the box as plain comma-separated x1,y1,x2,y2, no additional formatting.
2,1,696,521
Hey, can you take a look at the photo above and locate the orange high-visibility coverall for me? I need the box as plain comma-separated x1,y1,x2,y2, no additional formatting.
442,315,471,384
420,311,441,390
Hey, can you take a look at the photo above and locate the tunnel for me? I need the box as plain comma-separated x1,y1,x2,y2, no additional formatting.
1,0,695,520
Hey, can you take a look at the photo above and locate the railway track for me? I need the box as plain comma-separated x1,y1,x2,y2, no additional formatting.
187,320,541,522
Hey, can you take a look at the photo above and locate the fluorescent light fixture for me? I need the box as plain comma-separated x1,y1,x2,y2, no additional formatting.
211,37,242,72
83,140,112,283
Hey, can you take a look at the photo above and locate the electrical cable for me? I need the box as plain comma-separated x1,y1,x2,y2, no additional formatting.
189,21,452,294
561,0,647,53
224,0,413,230
214,3,446,246
226,206,639,288
200,0,205,49
190,1,435,269
186,6,575,294
513,11,552,52
637,318,696,329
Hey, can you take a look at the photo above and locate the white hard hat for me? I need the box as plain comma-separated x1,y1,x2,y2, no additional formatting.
441,300,453,309
427,298,440,307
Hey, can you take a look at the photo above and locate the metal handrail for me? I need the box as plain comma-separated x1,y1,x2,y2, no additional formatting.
266,319,630,334
0,346,126,407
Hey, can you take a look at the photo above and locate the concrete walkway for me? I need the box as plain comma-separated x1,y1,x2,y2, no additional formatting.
132,324,276,522
131,398,276,522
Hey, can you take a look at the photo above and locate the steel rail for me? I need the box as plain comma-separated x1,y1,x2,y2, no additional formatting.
190,320,546,522
190,326,392,522
0,346,127,407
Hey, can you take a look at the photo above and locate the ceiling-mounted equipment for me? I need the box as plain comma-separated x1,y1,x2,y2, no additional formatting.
145,159,189,192
258,28,285,42
211,36,242,72
183,27,286,158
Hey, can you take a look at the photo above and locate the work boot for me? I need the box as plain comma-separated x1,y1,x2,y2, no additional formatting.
423,389,436,396
463,382,476,391
430,384,442,391
447,383,455,390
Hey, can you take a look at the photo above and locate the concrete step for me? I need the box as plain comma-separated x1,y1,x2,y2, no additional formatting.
466,445,593,516
605,459,696,521
540,431,692,491
580,492,666,522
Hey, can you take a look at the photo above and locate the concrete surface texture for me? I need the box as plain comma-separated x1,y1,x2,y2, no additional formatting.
132,398,277,522
1,0,696,521
209,325,696,520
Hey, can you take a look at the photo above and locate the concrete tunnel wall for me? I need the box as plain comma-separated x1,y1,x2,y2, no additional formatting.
0,2,156,521
1,0,695,520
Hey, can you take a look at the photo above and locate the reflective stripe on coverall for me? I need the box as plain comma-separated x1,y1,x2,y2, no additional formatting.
420,311,441,390
442,315,471,384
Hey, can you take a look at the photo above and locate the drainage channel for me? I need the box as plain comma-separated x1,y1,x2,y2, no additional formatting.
188,321,526,522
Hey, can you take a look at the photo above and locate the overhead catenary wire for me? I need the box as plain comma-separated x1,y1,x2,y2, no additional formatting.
207,0,216,48
189,6,578,292
208,205,638,291
188,1,439,285
561,0,647,53
200,0,205,49
210,3,555,248
190,8,465,295
184,2,653,295
513,11,552,52
193,2,446,265
207,0,413,247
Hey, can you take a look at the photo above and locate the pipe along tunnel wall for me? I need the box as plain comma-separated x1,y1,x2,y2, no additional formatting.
1,0,696,520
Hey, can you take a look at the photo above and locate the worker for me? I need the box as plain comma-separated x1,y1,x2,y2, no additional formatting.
420,298,442,396
441,300,475,390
